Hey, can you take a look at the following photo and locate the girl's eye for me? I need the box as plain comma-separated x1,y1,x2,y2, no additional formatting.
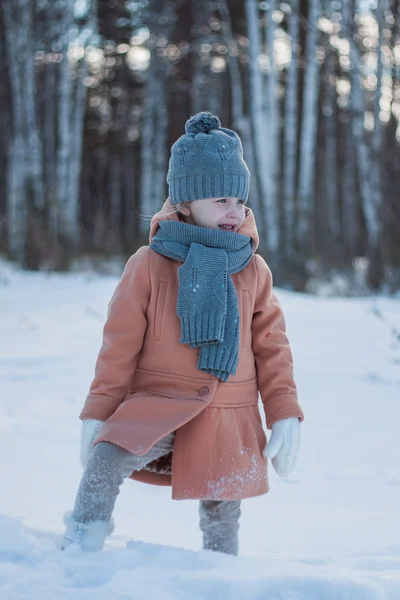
216,198,245,204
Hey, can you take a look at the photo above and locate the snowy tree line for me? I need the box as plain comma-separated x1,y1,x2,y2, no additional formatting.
0,0,399,291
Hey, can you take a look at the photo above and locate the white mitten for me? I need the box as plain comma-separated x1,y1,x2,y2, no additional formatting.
263,417,300,478
80,419,104,468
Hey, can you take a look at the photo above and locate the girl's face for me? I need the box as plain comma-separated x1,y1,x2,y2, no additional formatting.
180,197,246,232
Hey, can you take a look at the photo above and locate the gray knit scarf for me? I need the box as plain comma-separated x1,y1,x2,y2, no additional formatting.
150,220,254,382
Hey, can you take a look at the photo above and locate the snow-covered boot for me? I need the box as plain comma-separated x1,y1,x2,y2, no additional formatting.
61,511,114,552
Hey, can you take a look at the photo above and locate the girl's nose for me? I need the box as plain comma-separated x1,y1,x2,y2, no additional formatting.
226,205,239,217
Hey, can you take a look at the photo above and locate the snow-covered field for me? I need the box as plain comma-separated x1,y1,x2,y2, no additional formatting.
1,257,399,599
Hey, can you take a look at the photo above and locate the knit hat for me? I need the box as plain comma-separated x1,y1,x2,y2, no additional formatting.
167,112,250,205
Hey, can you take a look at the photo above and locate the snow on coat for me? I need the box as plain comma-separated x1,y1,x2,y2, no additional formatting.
80,198,304,500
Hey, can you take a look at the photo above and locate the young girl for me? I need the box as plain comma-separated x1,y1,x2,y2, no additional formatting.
62,112,304,556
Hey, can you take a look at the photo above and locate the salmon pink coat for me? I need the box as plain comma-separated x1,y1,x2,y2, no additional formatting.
80,199,304,500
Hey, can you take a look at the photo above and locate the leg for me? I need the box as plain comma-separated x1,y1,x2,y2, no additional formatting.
199,499,241,556
63,433,174,551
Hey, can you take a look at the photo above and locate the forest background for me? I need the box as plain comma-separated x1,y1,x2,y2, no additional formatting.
0,0,399,293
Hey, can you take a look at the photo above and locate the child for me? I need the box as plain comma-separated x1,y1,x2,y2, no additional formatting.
62,111,304,555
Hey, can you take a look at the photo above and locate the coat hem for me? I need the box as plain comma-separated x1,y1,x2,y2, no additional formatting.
171,485,269,501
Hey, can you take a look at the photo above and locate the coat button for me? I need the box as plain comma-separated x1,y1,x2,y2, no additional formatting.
198,386,209,397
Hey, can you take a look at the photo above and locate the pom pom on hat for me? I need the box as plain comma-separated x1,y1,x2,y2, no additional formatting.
185,111,221,134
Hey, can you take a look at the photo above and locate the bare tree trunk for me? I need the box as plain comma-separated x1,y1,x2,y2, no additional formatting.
297,0,320,247
263,0,279,252
139,60,164,228
342,121,359,259
349,65,375,241
369,1,385,238
323,52,340,255
3,0,43,263
124,143,136,248
68,63,87,242
44,60,57,206
207,69,222,115
139,2,175,229
153,79,169,204
190,0,212,114
343,2,380,255
110,152,121,229
56,12,74,241
21,3,44,212
6,137,27,263
244,0,269,251
3,0,25,261
218,0,243,128
282,0,300,259
218,0,261,236
367,2,386,286
139,61,156,226
191,60,205,114
68,1,97,246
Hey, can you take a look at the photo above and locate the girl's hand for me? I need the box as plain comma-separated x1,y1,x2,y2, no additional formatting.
80,419,104,468
263,417,300,478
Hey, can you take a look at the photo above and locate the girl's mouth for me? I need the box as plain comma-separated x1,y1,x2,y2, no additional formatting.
218,224,236,231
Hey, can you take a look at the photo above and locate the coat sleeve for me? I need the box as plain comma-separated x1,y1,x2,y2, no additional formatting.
79,246,150,422
251,254,304,429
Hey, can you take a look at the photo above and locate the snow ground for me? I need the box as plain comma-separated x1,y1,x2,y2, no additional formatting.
1,257,399,599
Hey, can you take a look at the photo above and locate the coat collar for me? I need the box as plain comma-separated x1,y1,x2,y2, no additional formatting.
149,197,259,252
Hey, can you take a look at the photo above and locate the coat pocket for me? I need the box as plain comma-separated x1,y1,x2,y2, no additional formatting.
154,281,168,340
240,290,251,348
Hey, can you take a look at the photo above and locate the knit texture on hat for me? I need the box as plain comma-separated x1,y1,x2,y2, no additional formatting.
167,112,251,205
150,220,254,382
